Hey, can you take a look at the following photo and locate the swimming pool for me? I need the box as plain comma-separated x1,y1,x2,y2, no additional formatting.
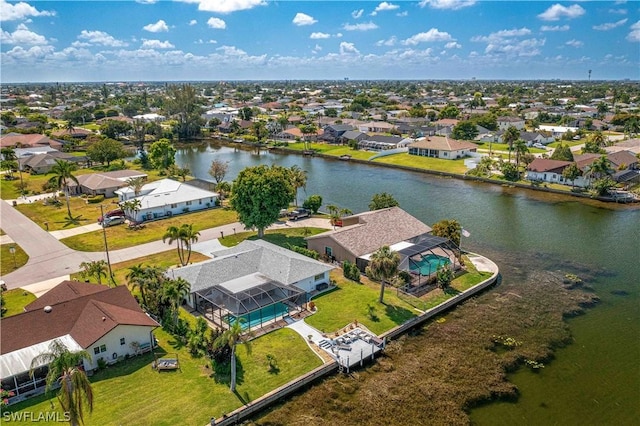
409,254,450,276
225,302,290,329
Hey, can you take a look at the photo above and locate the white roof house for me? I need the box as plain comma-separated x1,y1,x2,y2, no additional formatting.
116,178,218,222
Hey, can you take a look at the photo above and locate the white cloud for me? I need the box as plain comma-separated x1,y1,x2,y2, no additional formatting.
445,41,461,49
207,17,226,29
471,28,531,43
593,19,627,31
609,9,627,15
485,38,545,57
418,0,476,10
189,20,197,26
292,13,317,26
141,39,175,49
0,0,55,22
538,4,585,21
77,30,128,47
375,2,400,13
402,28,453,45
627,21,640,42
0,23,48,45
397,11,408,17
565,39,583,48
375,36,397,47
310,32,330,39
195,39,218,44
540,25,569,32
351,9,364,19
179,0,265,14
343,22,378,31
135,0,157,4
339,42,360,55
143,20,169,33
312,44,322,54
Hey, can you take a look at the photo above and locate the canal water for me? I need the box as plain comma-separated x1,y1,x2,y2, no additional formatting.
176,142,640,424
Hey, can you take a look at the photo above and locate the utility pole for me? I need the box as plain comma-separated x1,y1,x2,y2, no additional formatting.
100,205,115,285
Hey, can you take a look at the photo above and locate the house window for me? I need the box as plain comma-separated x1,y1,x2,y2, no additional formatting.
325,247,332,256
120,338,126,346
199,199,202,205
100,344,106,353
93,347,100,355
170,203,177,208
186,201,192,206
314,273,325,281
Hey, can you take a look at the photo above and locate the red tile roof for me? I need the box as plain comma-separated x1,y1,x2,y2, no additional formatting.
527,158,571,174
2,283,158,354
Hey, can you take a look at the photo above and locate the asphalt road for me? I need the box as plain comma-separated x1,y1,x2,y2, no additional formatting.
0,201,331,290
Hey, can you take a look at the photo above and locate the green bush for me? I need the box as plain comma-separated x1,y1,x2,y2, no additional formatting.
287,244,319,260
342,260,361,283
87,195,105,204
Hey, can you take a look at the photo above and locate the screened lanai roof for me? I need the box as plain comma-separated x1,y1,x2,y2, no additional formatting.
196,272,305,316
0,335,83,379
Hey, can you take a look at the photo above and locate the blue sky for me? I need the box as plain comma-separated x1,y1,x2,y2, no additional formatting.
1,1,638,82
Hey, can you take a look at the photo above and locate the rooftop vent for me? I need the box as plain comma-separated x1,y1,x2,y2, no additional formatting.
102,316,106,321
44,306,52,313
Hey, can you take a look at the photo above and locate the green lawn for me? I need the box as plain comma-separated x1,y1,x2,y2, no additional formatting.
306,271,418,336
375,153,468,174
475,142,546,154
1,243,29,275
219,226,329,248
5,327,321,426
16,197,119,231
547,140,583,148
61,208,238,251
286,142,376,160
1,288,36,317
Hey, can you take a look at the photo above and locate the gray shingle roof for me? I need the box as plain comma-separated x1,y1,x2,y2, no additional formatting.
171,240,334,294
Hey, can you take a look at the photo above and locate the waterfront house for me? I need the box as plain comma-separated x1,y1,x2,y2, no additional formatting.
525,158,585,186
115,178,218,222
169,240,334,331
358,135,412,151
322,124,355,143
0,281,158,404
408,136,478,160
357,121,396,134
69,170,148,198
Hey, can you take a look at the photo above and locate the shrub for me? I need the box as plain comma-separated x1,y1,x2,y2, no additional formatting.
287,244,319,259
87,194,105,204
342,260,361,283
97,358,107,370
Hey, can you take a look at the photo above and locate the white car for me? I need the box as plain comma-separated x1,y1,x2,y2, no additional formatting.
101,215,126,227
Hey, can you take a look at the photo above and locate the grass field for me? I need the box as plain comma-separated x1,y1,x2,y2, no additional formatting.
61,208,238,251
375,153,468,174
219,226,328,249
5,327,321,426
287,142,376,160
1,288,36,317
0,243,29,275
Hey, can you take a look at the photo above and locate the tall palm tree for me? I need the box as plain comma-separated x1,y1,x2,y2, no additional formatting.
120,199,141,222
368,246,400,304
586,155,611,182
214,320,252,392
289,165,307,207
514,139,529,173
590,131,606,148
179,224,200,266
79,260,108,286
1,147,17,180
163,277,191,326
48,159,79,218
30,340,93,426
163,225,185,266
502,126,520,163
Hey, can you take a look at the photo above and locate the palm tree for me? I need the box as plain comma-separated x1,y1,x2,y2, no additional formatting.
179,224,200,265
590,131,606,148
214,320,252,392
120,199,141,222
126,263,149,306
514,139,529,173
1,147,17,180
586,155,611,182
163,277,191,326
163,225,185,266
126,176,145,197
502,126,520,163
79,260,108,286
48,159,79,218
289,165,308,207
30,340,93,426
367,246,400,304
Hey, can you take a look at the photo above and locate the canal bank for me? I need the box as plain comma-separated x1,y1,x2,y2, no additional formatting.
209,252,500,426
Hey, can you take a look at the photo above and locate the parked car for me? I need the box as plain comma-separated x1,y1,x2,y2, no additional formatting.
288,208,311,221
533,143,545,149
279,208,289,217
98,209,124,223
101,215,126,227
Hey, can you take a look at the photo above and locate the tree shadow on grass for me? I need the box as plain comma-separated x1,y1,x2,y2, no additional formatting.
58,214,89,228
384,304,415,325
212,358,246,389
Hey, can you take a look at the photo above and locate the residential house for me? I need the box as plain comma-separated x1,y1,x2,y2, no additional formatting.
605,139,640,156
170,240,334,331
51,127,93,139
408,136,478,160
497,116,526,130
18,151,85,174
0,133,57,149
525,158,588,187
115,178,218,222
322,124,355,143
339,130,367,145
0,281,158,404
357,121,396,134
69,170,148,198
537,125,578,138
519,131,555,146
358,135,412,151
